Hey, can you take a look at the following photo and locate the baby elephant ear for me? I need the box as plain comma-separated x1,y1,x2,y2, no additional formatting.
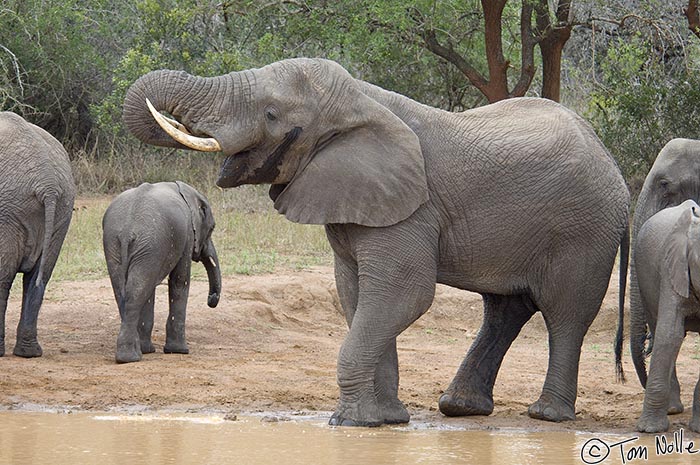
663,205,694,298
272,91,429,227
175,181,208,255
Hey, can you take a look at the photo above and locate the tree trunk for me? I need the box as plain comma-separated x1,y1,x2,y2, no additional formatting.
686,0,700,39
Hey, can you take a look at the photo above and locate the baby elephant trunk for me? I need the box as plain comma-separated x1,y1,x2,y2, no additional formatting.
201,238,221,308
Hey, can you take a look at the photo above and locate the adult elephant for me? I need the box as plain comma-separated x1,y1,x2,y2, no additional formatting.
123,58,630,426
615,139,700,403
0,112,75,358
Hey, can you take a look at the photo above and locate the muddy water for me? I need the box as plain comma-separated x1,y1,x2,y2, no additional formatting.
0,411,696,465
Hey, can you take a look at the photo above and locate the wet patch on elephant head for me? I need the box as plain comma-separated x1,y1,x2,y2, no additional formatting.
217,126,302,188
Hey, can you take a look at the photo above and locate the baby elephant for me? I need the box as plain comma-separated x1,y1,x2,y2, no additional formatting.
634,199,700,433
103,181,221,363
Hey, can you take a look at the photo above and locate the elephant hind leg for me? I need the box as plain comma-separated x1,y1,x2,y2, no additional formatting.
116,269,159,363
439,293,536,417
0,281,11,357
528,257,612,422
14,264,46,358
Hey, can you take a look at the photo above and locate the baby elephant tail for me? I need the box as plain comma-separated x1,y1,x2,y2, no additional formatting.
113,234,134,320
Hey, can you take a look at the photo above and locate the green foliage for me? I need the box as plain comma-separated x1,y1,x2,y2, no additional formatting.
0,0,130,150
3,0,700,196
586,35,700,189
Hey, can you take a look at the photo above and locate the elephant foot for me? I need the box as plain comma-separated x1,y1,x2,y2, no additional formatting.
689,417,700,433
667,400,684,415
328,393,384,427
438,389,494,417
636,412,669,433
13,340,42,358
116,338,142,364
116,349,142,364
140,341,156,354
379,399,410,425
163,342,189,354
528,394,575,422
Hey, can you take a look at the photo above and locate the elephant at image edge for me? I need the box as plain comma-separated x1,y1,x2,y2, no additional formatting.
0,112,75,358
102,181,221,364
632,200,700,433
123,58,630,426
614,138,700,413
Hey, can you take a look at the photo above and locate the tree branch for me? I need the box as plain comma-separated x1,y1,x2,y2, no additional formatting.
510,1,537,97
421,29,490,95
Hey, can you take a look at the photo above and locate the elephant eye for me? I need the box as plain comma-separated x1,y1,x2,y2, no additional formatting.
265,109,278,121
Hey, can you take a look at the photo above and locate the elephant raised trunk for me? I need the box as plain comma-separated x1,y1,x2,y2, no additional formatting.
124,69,260,157
124,69,200,149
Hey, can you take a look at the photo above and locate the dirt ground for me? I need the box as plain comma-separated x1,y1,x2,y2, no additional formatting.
1,266,699,435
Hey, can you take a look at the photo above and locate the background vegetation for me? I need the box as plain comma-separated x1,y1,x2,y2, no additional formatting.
2,0,700,279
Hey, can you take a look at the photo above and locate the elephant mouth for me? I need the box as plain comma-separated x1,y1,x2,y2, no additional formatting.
217,151,252,188
216,127,303,189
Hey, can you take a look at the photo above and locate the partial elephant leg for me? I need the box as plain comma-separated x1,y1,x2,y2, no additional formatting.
116,271,156,363
636,297,685,433
439,294,536,416
528,256,612,422
164,256,191,354
14,263,45,357
329,225,438,427
333,253,408,424
690,373,700,433
139,290,156,354
667,366,684,414
0,282,10,356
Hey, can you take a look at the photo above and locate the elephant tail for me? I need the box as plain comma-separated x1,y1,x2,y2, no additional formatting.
35,194,59,293
115,234,134,319
614,223,630,383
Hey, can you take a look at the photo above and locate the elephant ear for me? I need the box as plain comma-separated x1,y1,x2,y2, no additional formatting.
271,88,428,227
175,181,212,258
663,206,693,298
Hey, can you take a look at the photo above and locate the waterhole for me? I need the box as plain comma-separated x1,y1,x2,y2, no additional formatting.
0,411,695,464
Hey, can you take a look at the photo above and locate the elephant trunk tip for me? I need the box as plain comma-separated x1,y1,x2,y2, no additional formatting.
207,293,219,308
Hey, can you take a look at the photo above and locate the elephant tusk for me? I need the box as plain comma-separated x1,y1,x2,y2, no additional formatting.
146,98,222,152
209,256,217,268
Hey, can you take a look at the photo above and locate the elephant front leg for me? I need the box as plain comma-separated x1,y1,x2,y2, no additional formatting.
329,261,436,426
374,339,410,424
690,374,700,433
14,267,45,358
164,257,191,354
636,304,685,433
667,366,684,414
440,294,535,417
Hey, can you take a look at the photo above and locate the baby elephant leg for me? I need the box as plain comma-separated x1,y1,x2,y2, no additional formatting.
691,372,700,433
138,290,156,354
164,256,191,354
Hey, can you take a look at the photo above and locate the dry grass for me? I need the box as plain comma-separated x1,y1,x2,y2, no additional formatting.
53,151,332,281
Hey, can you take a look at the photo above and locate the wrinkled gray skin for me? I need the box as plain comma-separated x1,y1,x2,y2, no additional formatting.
0,112,75,358
103,181,221,364
123,58,630,426
615,139,700,404
633,200,700,433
